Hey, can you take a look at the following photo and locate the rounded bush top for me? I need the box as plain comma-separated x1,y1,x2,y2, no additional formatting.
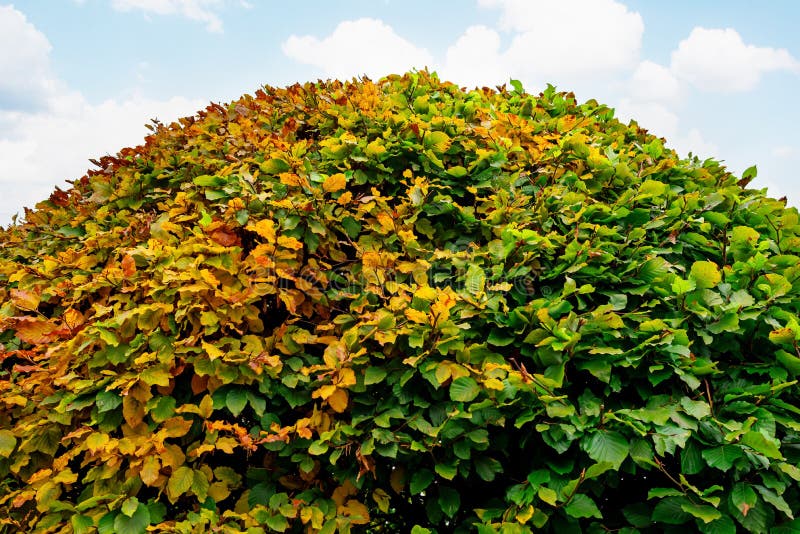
1,71,799,533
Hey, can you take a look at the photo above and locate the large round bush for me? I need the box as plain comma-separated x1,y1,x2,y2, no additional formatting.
1,71,799,533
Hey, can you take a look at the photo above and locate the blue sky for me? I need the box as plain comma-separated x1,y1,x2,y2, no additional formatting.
1,0,798,225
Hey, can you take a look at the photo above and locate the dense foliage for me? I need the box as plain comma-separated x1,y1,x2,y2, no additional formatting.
1,71,800,533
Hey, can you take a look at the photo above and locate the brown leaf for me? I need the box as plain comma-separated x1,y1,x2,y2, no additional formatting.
210,228,241,247
7,317,59,345
121,254,137,277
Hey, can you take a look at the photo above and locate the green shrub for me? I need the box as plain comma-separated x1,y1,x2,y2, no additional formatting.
1,71,799,533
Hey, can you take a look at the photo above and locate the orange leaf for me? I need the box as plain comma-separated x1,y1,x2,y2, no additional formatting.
247,219,276,241
404,308,428,324
10,289,39,311
322,173,346,193
121,254,137,277
328,388,349,413
8,317,58,345
339,499,370,525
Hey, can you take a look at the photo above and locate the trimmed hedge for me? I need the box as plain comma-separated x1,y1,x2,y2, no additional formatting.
1,71,800,533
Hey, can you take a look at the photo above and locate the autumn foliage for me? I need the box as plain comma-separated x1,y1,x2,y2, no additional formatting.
2,71,800,533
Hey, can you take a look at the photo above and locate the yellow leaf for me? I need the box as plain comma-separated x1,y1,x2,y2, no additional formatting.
372,488,391,513
516,505,535,524
435,363,452,385
362,250,382,268
405,308,429,324
85,432,109,453
313,384,337,400
431,290,456,323
484,378,505,390
365,139,387,158
323,173,347,193
3,394,27,407
416,286,437,300
339,499,370,525
247,219,277,241
377,212,394,232
140,455,162,486
334,368,357,388
277,235,304,250
27,469,53,485
328,388,349,413
202,341,224,361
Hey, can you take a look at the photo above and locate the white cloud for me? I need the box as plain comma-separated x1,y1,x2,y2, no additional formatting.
0,5,205,225
671,27,799,92
475,0,643,85
0,5,59,110
0,91,204,225
771,145,797,159
442,25,508,89
615,98,717,160
628,60,682,104
282,18,434,80
111,0,226,33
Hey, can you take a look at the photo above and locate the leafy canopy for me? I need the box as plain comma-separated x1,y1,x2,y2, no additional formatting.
1,71,800,533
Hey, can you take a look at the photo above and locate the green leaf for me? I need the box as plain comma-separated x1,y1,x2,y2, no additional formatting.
226,388,248,417
308,441,329,456
702,445,743,471
193,174,226,187
140,365,171,387
450,377,480,402
652,497,693,524
565,494,602,519
585,430,629,468
435,462,458,480
742,165,758,180
95,390,122,413
741,431,783,459
698,515,737,534
754,485,794,519
681,503,721,524
465,264,486,296
121,497,139,517
410,469,434,495
149,396,176,423
681,397,711,419
260,158,291,175
672,277,697,295
438,486,460,518
364,367,387,385
0,429,17,457
487,329,515,347
70,514,94,534
474,455,502,482
690,261,721,289
730,483,757,516
113,503,150,534
167,466,195,502
423,131,451,153
446,166,468,178
510,79,524,94
265,514,289,532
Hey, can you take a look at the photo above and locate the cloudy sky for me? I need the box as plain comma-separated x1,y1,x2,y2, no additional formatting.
1,1,798,225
